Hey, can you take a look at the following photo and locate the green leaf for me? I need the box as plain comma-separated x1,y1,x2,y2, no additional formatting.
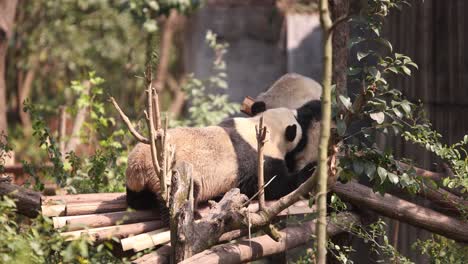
347,67,362,76
387,67,398,74
348,37,365,48
364,162,377,179
337,118,347,136
370,112,385,124
401,66,412,76
377,167,388,182
406,61,419,69
353,160,364,175
339,95,353,111
393,107,403,118
368,67,381,80
357,51,370,61
388,172,399,184
376,38,393,52
400,101,411,115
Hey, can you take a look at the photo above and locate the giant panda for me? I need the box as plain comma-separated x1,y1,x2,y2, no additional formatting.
249,73,324,173
126,107,316,210
253,73,322,113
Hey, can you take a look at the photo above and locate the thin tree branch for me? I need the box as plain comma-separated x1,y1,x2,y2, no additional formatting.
255,115,268,210
58,106,67,159
109,97,150,144
146,80,162,175
328,14,351,37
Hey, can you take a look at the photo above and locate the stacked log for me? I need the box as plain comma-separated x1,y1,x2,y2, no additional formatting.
42,193,315,253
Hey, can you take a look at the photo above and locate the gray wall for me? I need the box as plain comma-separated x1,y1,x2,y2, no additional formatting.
183,3,322,104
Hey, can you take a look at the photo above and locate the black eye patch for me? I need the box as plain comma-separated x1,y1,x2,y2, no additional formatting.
285,124,297,142
251,101,267,115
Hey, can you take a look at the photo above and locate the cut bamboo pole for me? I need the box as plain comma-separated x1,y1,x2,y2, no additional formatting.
42,204,66,217
65,210,158,231
53,214,98,229
42,200,127,217
121,228,170,252
42,192,125,205
60,220,164,242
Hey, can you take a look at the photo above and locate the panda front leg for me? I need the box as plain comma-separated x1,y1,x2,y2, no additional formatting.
263,159,317,200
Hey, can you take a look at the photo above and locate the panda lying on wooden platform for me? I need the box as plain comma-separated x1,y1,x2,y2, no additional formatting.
126,107,318,210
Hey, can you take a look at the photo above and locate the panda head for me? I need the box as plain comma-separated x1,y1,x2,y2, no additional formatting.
257,107,303,154
251,101,323,172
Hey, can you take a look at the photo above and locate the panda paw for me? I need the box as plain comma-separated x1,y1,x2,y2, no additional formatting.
296,162,317,186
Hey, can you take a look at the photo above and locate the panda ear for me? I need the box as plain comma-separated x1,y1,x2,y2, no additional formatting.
285,124,297,142
251,101,267,115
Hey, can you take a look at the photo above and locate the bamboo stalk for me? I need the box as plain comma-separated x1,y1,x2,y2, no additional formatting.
317,0,333,261
65,210,158,231
42,192,125,205
53,214,96,229
60,220,164,242
121,228,170,252
42,200,127,216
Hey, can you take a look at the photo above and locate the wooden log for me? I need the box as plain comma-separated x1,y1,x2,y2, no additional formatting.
240,96,256,115
417,183,468,214
65,210,159,231
60,220,164,242
170,162,195,262
121,228,170,252
42,200,127,217
132,244,171,264
179,212,360,264
332,181,468,242
53,214,97,229
0,182,41,217
42,192,125,205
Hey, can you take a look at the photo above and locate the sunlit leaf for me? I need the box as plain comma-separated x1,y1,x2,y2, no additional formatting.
370,112,385,124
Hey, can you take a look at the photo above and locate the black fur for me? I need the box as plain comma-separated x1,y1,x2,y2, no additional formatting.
251,101,267,115
224,120,315,200
127,186,170,224
285,100,322,172
126,186,157,210
285,124,297,142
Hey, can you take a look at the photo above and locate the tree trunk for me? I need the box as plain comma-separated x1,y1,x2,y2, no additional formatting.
0,182,41,218
0,0,18,135
179,212,360,264
330,0,349,96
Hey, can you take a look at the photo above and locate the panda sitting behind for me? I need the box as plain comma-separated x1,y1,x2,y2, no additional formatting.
248,73,324,173
126,107,316,210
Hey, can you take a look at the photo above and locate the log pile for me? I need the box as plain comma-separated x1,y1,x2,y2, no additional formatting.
41,192,316,253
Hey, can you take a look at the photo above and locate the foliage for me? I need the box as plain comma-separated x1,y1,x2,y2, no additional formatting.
413,235,468,264
8,0,148,120
335,0,468,196
0,133,13,173
24,73,128,193
123,0,200,33
173,30,239,127
0,196,126,264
